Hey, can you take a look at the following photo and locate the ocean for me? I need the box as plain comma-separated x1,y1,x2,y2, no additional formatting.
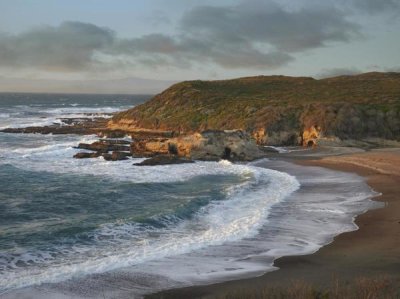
0,93,379,298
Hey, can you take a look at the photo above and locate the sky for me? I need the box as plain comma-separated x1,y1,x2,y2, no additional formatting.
0,0,399,93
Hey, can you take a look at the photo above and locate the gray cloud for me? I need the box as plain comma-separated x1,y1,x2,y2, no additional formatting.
180,1,360,53
108,1,361,70
0,1,365,73
350,0,400,14
110,33,294,69
0,22,114,71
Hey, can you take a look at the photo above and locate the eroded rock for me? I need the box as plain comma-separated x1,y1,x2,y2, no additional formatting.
76,141,130,152
110,151,130,161
130,130,264,162
73,152,102,159
302,125,321,147
134,155,194,166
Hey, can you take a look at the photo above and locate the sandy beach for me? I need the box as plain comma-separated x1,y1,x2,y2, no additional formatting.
148,148,400,298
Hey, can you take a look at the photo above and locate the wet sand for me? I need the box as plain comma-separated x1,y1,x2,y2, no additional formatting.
148,148,400,298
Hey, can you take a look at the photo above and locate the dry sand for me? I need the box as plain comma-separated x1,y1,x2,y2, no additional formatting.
147,148,400,298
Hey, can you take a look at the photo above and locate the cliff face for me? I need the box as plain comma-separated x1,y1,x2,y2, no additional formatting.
110,72,400,146
130,130,264,161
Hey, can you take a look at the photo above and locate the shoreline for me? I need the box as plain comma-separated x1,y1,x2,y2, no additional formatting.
147,148,400,298
0,149,379,299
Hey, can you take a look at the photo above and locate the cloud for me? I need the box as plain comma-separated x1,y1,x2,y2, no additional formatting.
0,1,363,73
180,1,360,53
350,0,400,14
0,22,114,71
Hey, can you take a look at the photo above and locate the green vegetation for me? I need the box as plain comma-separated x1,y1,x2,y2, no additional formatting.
112,72,400,145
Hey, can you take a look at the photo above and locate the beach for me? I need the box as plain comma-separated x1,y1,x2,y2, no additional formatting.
148,148,400,298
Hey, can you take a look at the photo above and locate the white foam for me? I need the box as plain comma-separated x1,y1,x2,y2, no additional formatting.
0,135,266,184
0,136,379,297
0,105,131,129
264,146,309,154
39,106,126,114
0,140,300,291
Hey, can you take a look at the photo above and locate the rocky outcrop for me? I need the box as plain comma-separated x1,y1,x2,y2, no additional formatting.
97,130,128,139
130,138,171,157
76,141,130,152
73,152,102,159
190,130,264,161
102,151,131,161
134,155,195,166
302,126,321,147
130,130,264,161
73,139,132,160
1,117,109,135
72,130,263,164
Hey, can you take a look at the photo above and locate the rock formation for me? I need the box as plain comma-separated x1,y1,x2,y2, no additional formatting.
302,126,321,147
73,139,132,161
73,130,264,164
134,155,195,166
130,130,264,161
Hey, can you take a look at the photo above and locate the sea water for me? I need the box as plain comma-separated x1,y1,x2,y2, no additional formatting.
0,93,380,298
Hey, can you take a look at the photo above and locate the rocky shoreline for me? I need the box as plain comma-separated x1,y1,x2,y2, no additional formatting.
3,116,399,166
1,118,267,165
72,129,265,165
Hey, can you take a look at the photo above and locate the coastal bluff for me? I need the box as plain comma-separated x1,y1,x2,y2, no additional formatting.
109,72,400,147
2,72,400,164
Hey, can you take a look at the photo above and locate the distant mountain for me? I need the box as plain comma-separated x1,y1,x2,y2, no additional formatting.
109,72,400,146
0,77,176,94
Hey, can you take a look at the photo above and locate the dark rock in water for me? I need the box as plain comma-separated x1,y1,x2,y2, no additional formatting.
101,153,112,161
73,152,101,159
2,126,97,135
102,151,130,161
110,144,131,152
134,155,194,166
112,151,130,160
97,130,127,139
76,141,130,152
73,139,132,160
76,142,109,152
1,118,109,135
59,118,93,125
98,139,131,145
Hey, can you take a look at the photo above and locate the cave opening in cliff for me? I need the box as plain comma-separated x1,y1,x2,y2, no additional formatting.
168,143,178,155
307,140,316,147
222,147,231,159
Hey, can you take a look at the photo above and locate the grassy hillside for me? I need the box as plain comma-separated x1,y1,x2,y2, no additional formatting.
111,72,400,145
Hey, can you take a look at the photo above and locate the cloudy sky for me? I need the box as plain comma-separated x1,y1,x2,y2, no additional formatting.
0,0,399,93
